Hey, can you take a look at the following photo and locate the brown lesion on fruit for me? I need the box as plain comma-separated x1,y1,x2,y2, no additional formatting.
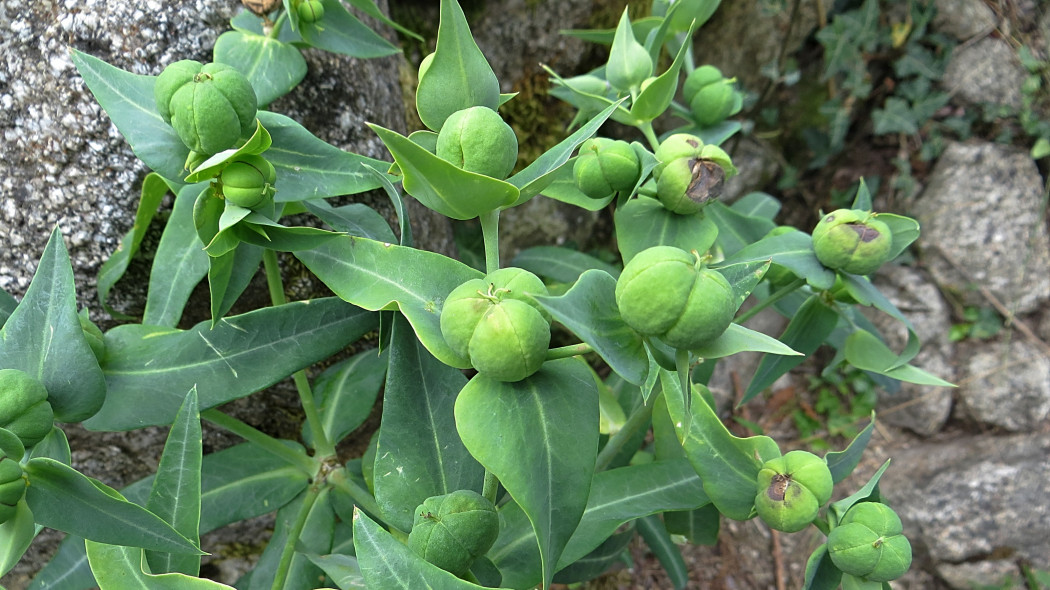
848,223,881,242
686,159,726,204
767,473,791,501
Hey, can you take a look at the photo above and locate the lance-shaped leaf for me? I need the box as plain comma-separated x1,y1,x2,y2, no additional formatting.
353,509,506,589
414,0,500,131
551,526,634,586
803,544,844,590
824,414,875,484
305,553,366,589
691,323,802,359
302,199,397,244
214,31,307,107
511,246,620,284
295,236,483,368
704,200,776,257
828,460,891,526
304,348,387,447
242,488,334,590
374,316,484,533
369,123,518,220
720,228,836,291
662,372,781,521
637,515,688,590
86,542,235,590
23,459,203,555
606,8,652,92
877,213,920,261
844,329,954,387
455,359,599,590
347,0,423,40
534,270,648,386
0,228,106,423
86,298,376,430
145,388,203,576
489,458,708,589
143,184,210,328
258,111,392,202
0,500,35,578
614,197,719,263
70,50,188,182
628,21,692,124
296,0,399,58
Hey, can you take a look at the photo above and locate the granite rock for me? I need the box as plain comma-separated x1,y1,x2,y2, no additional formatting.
932,0,997,40
956,338,1050,431
942,37,1025,109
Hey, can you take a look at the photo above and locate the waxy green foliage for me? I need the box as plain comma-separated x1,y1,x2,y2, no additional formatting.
0,456,26,523
0,369,54,449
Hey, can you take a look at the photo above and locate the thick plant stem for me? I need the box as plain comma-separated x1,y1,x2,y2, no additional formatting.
545,342,594,361
482,471,500,505
270,485,322,590
328,467,391,531
734,277,806,325
479,209,501,274
640,122,661,152
263,249,336,458
202,409,315,475
595,400,655,472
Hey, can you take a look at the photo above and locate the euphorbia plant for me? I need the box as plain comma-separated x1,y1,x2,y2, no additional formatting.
0,1,954,589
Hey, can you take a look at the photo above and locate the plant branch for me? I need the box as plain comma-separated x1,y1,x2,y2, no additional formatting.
270,485,321,590
546,342,594,360
202,409,315,475
479,209,501,274
734,277,806,324
595,398,655,471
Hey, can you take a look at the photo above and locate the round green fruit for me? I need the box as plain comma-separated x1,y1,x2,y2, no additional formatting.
682,65,724,104
614,246,735,350
573,138,641,199
297,0,324,23
754,450,833,533
653,133,704,176
440,268,551,382
827,502,912,582
155,60,258,155
812,209,893,275
655,156,725,214
408,490,499,577
0,369,54,448
220,155,277,208
436,106,518,179
0,456,25,524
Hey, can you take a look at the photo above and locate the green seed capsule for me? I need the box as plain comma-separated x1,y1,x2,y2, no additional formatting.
812,209,894,275
754,450,834,533
0,369,54,449
154,60,258,155
408,490,499,577
827,502,912,582
220,155,276,209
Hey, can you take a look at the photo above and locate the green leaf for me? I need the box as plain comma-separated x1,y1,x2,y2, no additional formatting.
142,184,210,327
0,500,35,577
205,243,265,323
87,298,376,430
0,228,106,422
828,460,890,525
369,123,519,220
414,0,500,130
297,0,399,59
374,316,485,533
214,31,307,107
144,388,203,576
70,50,188,182
872,97,919,135
732,191,782,219
85,541,235,589
23,458,203,555
304,553,366,589
844,330,955,387
258,111,392,202
534,270,649,386
824,414,875,484
849,178,873,212
231,216,342,252
98,173,172,319
628,25,691,123
876,213,920,260
27,534,95,590
302,200,397,243
305,349,386,447
704,200,776,256
663,373,781,520
245,488,334,590
183,121,273,184
743,295,838,403
27,426,71,465
489,459,707,589
512,246,620,284
551,526,634,585
455,359,599,589
606,8,653,92
353,509,504,589
536,163,615,211
715,259,770,308
720,229,836,291
363,164,412,246
614,197,719,263
294,236,483,368
0,288,17,329
691,323,802,359
663,504,720,545
347,0,422,40
636,515,688,590
803,544,844,590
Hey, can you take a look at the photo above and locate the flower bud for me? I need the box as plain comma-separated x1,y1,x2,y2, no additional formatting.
0,369,54,449
827,502,912,582
812,209,893,275
615,246,735,350
408,490,499,577
754,450,833,533
297,0,324,23
220,155,277,209
435,106,518,179
0,456,26,524
573,138,641,199
154,60,258,155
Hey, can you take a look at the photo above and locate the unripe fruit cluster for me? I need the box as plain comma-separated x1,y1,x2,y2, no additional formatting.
0,368,54,449
811,209,893,275
408,490,499,577
440,268,551,382
154,60,257,155
615,246,736,350
436,106,518,180
296,0,324,23
572,138,641,199
682,65,743,127
827,502,912,582
0,456,25,524
652,134,735,215
754,450,833,533
220,154,277,209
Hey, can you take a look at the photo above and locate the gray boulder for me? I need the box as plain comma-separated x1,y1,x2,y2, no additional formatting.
942,37,1025,109
932,0,997,40
956,338,1050,431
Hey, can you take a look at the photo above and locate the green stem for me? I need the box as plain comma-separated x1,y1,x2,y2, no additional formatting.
595,400,655,472
267,12,287,40
675,347,692,413
270,485,321,590
545,342,594,361
202,409,315,475
479,209,501,274
812,515,830,537
482,471,500,505
263,250,336,458
734,277,806,325
639,122,661,152
328,467,392,531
